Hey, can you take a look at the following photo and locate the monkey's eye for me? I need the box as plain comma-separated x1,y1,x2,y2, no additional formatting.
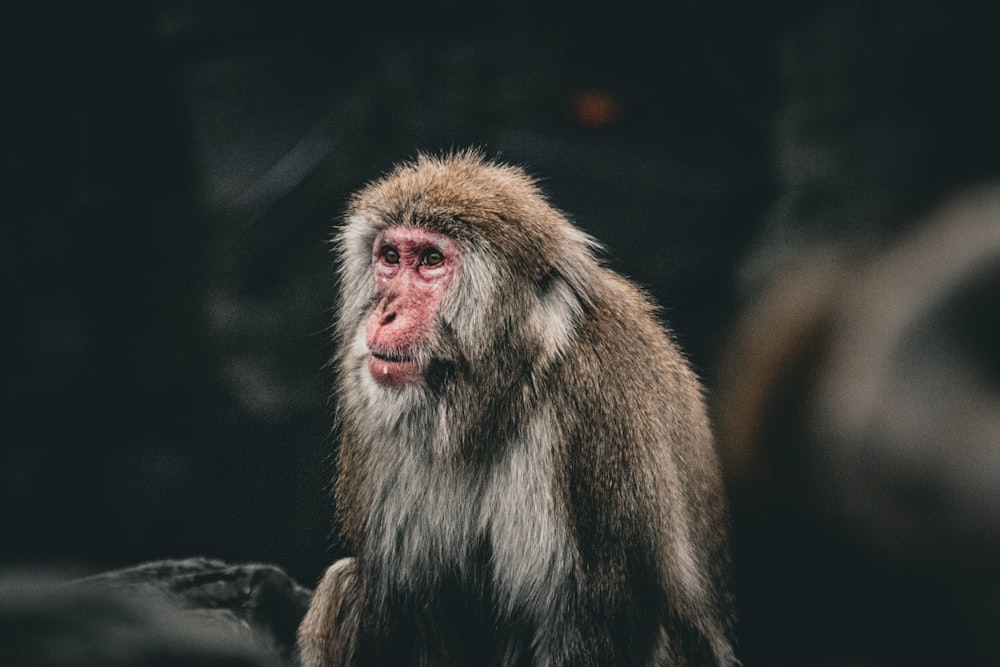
380,246,400,264
422,249,444,266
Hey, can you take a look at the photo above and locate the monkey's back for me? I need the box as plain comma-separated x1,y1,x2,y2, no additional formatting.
545,270,735,663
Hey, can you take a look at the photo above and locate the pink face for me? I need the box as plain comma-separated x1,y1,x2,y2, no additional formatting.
365,227,458,387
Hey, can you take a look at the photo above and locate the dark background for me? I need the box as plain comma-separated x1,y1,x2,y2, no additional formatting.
4,1,999,665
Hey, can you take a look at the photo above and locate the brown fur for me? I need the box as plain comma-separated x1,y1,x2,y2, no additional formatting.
298,151,735,666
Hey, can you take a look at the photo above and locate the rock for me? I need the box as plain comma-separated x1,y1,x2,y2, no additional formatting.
0,558,312,667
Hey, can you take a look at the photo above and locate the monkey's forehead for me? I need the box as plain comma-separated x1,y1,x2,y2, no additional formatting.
348,161,567,253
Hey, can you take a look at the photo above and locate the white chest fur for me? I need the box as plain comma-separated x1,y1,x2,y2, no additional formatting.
362,406,575,621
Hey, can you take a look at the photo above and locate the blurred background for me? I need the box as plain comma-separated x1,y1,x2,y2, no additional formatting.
3,1,999,665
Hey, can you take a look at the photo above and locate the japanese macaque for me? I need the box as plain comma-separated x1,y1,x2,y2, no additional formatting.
297,151,736,666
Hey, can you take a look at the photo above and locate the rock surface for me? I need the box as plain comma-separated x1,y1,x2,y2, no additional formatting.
0,558,311,667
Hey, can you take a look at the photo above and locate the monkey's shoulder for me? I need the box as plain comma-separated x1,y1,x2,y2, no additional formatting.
549,268,715,475
566,271,701,395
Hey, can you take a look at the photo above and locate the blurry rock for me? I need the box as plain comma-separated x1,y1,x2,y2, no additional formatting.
716,182,1000,665
808,183,1000,563
0,558,311,667
719,182,1000,554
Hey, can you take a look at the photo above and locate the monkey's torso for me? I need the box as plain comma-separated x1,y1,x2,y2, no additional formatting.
335,274,731,666
344,406,573,665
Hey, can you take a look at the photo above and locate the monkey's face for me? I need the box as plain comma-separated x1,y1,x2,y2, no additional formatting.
338,151,599,403
364,226,459,387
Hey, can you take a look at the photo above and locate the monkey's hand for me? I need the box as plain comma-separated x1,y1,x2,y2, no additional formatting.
297,557,360,667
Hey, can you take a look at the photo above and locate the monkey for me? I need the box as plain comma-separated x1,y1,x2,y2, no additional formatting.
297,150,736,666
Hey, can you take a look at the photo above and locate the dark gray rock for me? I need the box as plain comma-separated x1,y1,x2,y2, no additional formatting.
0,558,311,667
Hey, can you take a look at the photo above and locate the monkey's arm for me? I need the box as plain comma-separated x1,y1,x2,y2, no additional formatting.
297,557,360,667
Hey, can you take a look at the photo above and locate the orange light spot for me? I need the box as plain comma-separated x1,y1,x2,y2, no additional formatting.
570,90,622,128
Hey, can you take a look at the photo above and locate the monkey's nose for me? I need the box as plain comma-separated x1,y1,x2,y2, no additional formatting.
377,292,404,326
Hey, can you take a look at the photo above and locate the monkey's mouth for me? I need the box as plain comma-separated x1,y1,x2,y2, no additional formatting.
370,350,413,363
367,350,421,386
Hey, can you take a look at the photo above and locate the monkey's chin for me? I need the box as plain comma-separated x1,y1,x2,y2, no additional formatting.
367,355,422,387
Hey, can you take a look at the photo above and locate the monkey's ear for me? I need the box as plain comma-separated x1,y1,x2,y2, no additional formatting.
527,268,587,365
549,223,602,311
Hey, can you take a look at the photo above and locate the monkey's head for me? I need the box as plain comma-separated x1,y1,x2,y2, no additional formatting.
335,150,598,398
